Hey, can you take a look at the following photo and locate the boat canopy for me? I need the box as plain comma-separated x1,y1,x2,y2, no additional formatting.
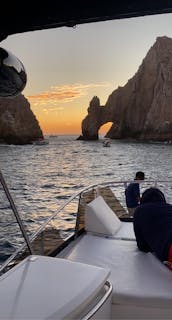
1,1,172,41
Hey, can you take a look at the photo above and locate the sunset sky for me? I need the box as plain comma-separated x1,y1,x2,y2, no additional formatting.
2,13,172,135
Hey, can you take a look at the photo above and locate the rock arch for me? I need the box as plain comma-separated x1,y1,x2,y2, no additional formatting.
77,37,172,142
77,96,119,140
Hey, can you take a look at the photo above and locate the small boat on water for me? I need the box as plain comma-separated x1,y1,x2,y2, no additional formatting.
1,2,172,319
103,139,111,147
32,138,49,145
49,134,58,138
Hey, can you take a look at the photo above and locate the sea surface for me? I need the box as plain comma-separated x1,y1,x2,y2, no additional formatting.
0,135,172,263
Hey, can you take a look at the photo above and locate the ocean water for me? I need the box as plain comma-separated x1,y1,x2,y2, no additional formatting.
0,135,172,263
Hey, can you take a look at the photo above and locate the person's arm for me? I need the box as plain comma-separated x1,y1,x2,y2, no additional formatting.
137,195,141,204
134,183,141,205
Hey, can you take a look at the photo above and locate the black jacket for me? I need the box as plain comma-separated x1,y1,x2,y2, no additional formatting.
133,202,172,261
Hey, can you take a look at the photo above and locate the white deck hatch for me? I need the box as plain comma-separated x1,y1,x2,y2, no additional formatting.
0,255,110,319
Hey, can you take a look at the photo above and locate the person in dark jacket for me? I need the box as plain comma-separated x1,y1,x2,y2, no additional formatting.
133,187,172,269
125,171,145,217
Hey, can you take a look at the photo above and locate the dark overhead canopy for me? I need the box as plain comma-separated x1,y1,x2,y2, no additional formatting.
1,1,172,41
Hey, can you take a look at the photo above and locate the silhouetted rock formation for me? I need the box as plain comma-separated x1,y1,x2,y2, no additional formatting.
77,96,114,141
79,36,172,142
0,94,43,144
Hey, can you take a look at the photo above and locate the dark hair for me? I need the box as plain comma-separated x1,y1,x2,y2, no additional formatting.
135,171,145,180
140,187,166,204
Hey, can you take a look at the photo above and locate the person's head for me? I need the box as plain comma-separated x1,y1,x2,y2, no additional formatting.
140,187,166,205
135,171,145,181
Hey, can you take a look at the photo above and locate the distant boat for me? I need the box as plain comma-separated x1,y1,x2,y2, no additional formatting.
103,139,111,147
32,138,49,145
49,135,57,138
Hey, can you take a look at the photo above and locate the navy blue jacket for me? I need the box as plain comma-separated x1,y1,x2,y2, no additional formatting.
133,202,172,261
125,183,140,208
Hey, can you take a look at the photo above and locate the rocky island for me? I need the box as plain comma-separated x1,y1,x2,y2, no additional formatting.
78,36,172,142
0,94,43,144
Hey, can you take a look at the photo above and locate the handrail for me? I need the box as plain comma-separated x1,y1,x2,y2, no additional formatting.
26,179,172,243
0,179,171,273
26,179,169,241
0,170,33,255
82,281,112,320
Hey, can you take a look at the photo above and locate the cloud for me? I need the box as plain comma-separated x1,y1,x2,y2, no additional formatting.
27,82,111,108
43,107,64,112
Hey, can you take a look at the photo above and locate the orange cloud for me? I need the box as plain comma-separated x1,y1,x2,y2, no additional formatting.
27,82,111,107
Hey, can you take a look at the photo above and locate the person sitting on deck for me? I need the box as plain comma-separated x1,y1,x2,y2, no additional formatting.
133,187,172,270
125,171,145,217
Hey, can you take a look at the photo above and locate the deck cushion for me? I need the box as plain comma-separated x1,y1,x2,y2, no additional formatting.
67,234,172,309
85,195,121,236
114,221,135,240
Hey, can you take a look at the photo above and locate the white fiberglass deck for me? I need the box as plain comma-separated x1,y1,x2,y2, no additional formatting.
66,233,172,319
65,194,172,318
0,255,110,319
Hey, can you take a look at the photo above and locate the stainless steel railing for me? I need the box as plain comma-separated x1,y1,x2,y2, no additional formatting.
0,178,171,274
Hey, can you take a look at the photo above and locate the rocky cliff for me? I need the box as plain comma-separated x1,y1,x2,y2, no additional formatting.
0,94,43,144
78,36,172,141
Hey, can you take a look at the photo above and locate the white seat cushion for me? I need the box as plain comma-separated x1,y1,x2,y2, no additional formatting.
85,196,121,236
114,221,135,240
67,235,172,309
